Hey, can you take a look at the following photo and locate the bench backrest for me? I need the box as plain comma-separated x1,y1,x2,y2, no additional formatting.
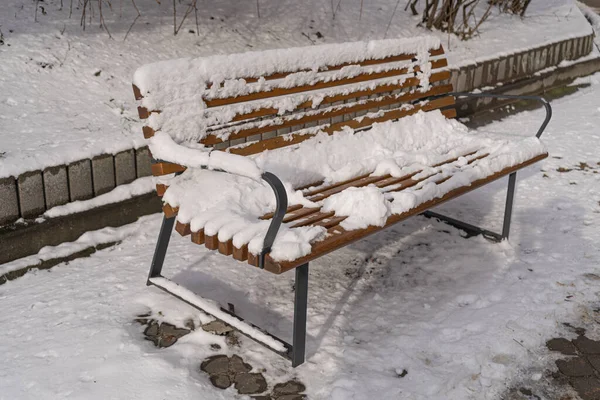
133,37,455,177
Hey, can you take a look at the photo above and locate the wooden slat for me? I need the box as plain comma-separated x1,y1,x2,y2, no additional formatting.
175,221,191,236
132,84,143,100
262,204,303,220
444,108,457,119
303,173,371,197
232,245,248,261
290,211,336,228
152,162,186,176
322,96,456,135
156,183,168,197
228,72,451,124
218,239,234,256
308,174,392,202
205,62,449,108
143,126,156,138
202,84,453,145
191,229,205,245
229,98,455,156
295,180,325,191
282,207,321,223
138,107,150,120
163,204,178,218
248,252,258,267
215,47,446,87
263,152,549,274
313,216,348,229
205,235,219,250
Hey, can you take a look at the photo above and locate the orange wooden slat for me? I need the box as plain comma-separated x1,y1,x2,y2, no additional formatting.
216,47,446,87
175,221,191,236
322,96,456,135
205,235,219,250
202,84,453,145
308,174,392,202
191,229,205,245
290,211,336,228
232,245,249,261
313,216,348,229
228,74,451,124
151,162,186,176
218,239,234,256
261,204,303,220
163,204,178,218
156,183,168,197
204,62,450,108
142,126,156,138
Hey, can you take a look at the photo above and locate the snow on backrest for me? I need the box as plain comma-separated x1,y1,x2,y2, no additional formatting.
133,36,454,156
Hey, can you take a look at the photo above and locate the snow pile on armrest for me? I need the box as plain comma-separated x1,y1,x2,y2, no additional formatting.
149,131,262,180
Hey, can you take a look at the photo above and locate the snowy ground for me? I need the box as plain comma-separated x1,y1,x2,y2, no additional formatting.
2,73,600,399
0,0,592,179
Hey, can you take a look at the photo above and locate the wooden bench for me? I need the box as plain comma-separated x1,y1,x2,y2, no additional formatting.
132,37,551,367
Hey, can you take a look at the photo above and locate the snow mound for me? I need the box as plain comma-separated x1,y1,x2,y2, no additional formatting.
322,186,391,230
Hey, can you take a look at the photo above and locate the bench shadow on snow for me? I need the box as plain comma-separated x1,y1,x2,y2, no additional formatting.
158,166,558,369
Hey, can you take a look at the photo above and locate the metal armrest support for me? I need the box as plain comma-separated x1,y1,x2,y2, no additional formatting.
450,92,552,138
259,172,288,269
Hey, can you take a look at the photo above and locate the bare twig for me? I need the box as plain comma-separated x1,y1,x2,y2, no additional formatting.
384,0,402,38
256,0,260,18
98,0,113,39
174,0,197,35
35,0,39,22
173,0,176,35
332,0,343,19
123,13,140,41
301,32,316,44
194,0,199,36
359,0,363,21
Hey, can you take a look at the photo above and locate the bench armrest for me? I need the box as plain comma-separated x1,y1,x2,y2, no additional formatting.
450,92,552,138
259,172,288,269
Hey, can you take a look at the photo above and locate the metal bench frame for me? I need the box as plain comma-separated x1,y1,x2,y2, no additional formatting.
146,92,551,367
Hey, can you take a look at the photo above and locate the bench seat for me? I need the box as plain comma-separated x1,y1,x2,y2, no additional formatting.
159,110,547,273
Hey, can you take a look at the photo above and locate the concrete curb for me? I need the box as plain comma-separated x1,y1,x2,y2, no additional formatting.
0,192,161,265
0,241,119,285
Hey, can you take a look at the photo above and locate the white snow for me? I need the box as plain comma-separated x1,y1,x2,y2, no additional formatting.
0,0,593,179
162,109,546,262
149,277,287,352
149,132,263,180
2,74,600,399
322,185,391,230
43,176,155,218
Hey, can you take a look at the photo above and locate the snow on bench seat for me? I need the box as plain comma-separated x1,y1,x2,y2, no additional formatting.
159,110,547,272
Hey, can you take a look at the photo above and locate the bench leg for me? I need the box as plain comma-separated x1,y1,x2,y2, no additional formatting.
292,263,309,367
147,215,176,284
501,172,517,240
422,172,519,242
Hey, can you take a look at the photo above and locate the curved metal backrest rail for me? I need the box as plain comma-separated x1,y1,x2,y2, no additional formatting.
449,92,552,138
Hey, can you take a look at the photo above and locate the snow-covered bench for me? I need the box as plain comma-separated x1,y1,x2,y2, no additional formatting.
132,37,551,367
